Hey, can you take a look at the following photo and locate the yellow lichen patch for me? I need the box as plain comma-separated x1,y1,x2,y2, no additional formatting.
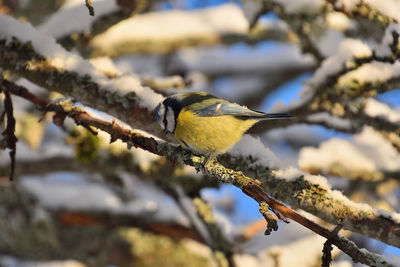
119,228,213,267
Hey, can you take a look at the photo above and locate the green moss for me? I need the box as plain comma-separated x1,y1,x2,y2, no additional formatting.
214,251,229,267
203,157,259,187
327,163,384,181
259,202,278,235
0,187,133,266
193,198,216,224
114,94,131,109
126,92,137,100
74,129,100,162
104,91,116,104
355,2,394,26
120,228,212,267
156,141,172,155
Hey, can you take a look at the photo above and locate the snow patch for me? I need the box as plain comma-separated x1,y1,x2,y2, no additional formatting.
0,14,163,110
364,98,400,123
38,0,118,38
90,4,249,53
338,61,400,87
273,167,331,189
306,112,352,130
299,126,400,172
275,0,324,14
229,135,281,169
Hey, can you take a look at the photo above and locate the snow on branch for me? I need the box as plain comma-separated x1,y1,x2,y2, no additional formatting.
0,13,163,136
38,0,119,38
2,5,400,265
2,78,400,265
364,98,400,124
258,25,400,141
89,4,251,56
299,126,400,181
330,0,399,25
170,43,315,77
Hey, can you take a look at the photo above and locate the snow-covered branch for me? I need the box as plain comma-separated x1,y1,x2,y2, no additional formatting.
0,13,164,137
2,78,400,263
1,2,400,265
89,4,252,56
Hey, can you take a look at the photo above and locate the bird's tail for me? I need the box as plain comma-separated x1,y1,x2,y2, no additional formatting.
262,113,294,120
243,112,293,120
236,112,294,120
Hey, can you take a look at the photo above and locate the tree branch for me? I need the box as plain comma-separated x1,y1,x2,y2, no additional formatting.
326,0,397,26
0,36,164,138
242,182,394,267
85,0,95,16
2,79,399,266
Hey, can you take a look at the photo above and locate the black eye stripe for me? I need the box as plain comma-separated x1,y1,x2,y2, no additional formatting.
163,98,182,120
161,98,182,134
163,107,168,130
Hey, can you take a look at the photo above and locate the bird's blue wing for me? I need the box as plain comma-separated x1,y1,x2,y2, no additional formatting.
193,102,265,117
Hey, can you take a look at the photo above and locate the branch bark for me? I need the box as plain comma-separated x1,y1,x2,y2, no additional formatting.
0,37,164,138
2,79,398,266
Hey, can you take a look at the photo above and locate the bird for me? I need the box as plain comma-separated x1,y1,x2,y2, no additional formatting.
155,92,293,155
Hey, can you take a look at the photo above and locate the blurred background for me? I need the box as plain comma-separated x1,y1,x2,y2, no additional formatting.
0,0,400,266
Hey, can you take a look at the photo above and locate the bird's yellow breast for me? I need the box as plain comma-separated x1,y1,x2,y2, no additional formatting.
174,109,257,154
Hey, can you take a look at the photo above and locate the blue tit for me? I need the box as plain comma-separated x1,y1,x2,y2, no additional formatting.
155,92,292,155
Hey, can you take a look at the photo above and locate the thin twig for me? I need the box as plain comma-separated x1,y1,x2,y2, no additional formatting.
242,183,393,266
322,225,343,267
85,0,95,16
0,87,18,181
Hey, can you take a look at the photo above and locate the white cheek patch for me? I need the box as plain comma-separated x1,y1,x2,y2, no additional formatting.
166,106,176,133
